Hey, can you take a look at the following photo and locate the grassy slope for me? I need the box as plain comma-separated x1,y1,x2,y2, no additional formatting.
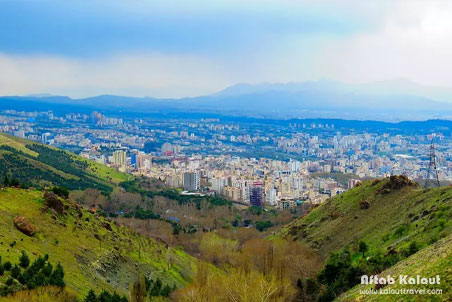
0,132,130,190
0,188,196,298
281,177,452,260
84,158,129,185
0,134,38,157
337,233,452,302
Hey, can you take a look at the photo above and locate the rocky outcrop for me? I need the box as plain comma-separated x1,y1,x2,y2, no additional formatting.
378,175,418,194
44,191,65,214
14,215,36,236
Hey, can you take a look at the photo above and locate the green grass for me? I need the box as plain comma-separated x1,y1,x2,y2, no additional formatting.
337,233,452,302
0,188,197,298
0,134,38,157
83,158,131,184
281,177,452,260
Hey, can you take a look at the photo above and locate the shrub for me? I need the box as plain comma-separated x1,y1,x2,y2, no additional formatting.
358,241,368,257
51,186,70,198
318,249,365,301
405,241,419,257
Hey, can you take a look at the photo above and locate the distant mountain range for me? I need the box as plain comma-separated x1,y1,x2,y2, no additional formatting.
2,79,452,121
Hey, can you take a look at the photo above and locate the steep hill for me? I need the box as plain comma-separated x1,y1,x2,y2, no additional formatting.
337,232,452,302
0,187,197,298
0,133,129,193
281,176,452,260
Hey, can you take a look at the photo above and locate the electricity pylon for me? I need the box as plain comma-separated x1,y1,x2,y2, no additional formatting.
426,134,440,188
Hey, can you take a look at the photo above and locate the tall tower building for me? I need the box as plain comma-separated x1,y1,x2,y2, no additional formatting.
249,181,264,207
113,150,127,172
183,172,200,191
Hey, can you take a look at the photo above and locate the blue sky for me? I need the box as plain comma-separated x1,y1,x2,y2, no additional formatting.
0,1,367,56
1,0,452,98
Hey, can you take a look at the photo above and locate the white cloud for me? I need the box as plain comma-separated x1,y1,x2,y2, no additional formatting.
314,0,452,87
2,1,452,98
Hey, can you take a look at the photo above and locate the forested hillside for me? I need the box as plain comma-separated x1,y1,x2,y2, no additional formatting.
0,133,129,193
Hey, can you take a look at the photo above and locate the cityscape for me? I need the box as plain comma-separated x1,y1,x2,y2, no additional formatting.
2,108,451,210
1,1,452,301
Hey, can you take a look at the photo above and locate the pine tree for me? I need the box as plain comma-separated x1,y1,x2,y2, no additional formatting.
3,175,9,187
19,250,30,268
49,263,65,288
98,290,112,302
42,263,53,277
11,265,21,279
160,285,172,297
84,289,98,302
10,178,20,187
150,278,162,297
3,261,11,271
111,292,122,302
38,271,47,286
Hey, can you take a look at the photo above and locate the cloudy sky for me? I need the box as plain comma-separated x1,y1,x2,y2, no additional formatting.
1,0,452,98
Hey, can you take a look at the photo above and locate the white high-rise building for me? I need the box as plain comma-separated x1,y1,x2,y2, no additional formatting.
265,188,277,206
113,150,127,172
211,177,226,195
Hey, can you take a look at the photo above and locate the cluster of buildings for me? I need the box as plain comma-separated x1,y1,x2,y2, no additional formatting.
146,156,347,208
2,109,452,209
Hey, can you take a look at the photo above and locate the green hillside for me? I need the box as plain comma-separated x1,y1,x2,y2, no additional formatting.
0,133,130,194
280,176,452,301
337,232,452,302
281,176,452,260
0,187,197,299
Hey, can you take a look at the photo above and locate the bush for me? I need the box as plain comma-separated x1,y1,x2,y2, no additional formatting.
405,241,419,257
358,241,368,257
51,186,70,198
255,220,273,232
318,249,365,301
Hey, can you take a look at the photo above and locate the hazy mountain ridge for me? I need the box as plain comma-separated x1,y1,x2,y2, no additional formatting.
2,79,452,121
